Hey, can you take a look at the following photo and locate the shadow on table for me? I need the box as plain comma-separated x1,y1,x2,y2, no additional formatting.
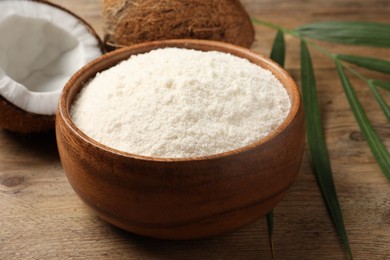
1,130,59,161
104,219,272,259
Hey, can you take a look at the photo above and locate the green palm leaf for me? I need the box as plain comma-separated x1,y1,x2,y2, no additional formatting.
296,21,390,47
336,61,390,179
270,30,285,67
301,40,353,259
372,80,390,90
265,29,285,259
266,210,275,258
368,80,390,122
253,17,390,258
337,54,390,74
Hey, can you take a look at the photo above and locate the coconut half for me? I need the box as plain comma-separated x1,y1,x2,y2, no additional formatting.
0,0,103,133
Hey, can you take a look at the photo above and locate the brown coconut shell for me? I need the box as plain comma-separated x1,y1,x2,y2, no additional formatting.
0,96,55,133
102,0,255,50
0,0,104,134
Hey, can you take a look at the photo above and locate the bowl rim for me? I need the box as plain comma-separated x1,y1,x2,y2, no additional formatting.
57,39,302,162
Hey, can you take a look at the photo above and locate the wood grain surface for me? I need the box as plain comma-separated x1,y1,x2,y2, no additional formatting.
1,0,389,259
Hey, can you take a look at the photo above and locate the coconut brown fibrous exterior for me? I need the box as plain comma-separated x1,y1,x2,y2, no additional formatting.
102,0,255,50
0,96,55,133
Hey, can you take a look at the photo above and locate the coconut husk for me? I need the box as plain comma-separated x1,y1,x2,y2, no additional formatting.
102,0,255,50
0,96,55,133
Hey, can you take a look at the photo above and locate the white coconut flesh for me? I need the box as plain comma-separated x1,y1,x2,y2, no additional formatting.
0,1,102,115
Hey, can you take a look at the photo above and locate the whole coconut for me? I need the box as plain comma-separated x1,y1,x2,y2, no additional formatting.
102,0,255,50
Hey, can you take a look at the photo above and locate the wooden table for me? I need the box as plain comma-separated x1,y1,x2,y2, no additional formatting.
1,0,389,259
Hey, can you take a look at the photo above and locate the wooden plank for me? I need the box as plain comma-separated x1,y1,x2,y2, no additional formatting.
1,0,389,259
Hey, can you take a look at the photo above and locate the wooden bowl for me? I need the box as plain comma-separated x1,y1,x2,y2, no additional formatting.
56,39,305,240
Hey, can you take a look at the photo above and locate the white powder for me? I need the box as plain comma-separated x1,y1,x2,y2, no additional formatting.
71,48,291,158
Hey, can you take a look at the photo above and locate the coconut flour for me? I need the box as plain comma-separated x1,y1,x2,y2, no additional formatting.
71,48,291,158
